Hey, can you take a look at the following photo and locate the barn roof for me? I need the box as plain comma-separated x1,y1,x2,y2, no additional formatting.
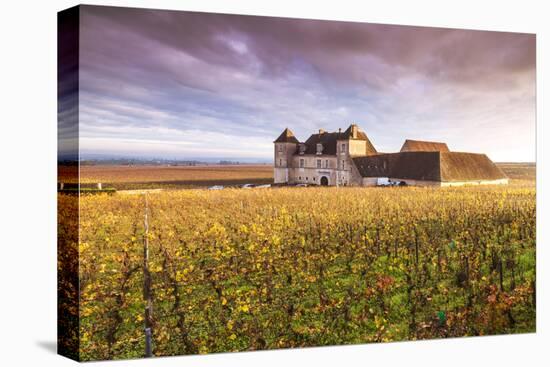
352,151,507,182
439,152,507,181
302,124,377,155
353,152,440,181
274,128,300,143
400,139,450,152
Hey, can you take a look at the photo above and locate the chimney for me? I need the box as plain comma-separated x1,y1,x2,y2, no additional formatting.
338,128,342,134
351,124,358,139
319,129,325,135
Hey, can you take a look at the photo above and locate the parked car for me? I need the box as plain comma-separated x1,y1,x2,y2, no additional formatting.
208,185,224,190
377,178,404,187
387,181,406,186
241,183,255,189
376,177,390,186
296,183,308,187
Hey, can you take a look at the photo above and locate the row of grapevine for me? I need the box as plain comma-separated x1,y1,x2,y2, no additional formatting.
73,185,535,360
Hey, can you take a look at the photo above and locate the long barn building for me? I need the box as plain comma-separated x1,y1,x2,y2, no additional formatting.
274,124,508,187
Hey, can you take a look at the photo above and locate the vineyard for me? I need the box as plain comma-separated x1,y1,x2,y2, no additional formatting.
60,184,536,360
58,164,274,189
56,162,535,190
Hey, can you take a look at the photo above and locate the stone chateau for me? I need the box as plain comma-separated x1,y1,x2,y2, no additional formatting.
273,124,508,187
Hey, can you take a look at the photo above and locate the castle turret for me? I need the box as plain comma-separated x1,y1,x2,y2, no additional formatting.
273,128,299,184
336,124,377,185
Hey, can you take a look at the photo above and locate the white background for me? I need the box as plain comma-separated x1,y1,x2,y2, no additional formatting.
0,0,547,365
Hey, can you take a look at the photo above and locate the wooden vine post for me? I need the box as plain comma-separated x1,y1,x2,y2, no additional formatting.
143,193,153,357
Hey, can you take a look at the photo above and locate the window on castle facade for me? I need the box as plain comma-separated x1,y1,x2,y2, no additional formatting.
299,159,305,168
325,159,329,168
342,160,345,170
341,143,346,153
279,159,282,167
317,159,321,168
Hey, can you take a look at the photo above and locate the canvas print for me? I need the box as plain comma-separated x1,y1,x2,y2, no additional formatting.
57,5,536,362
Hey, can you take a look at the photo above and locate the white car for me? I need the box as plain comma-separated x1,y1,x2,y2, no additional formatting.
208,185,224,190
241,184,255,189
377,178,406,187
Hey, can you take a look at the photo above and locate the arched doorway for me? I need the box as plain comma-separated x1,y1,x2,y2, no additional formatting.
320,176,329,186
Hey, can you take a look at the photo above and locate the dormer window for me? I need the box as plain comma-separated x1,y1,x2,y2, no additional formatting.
299,143,306,155
341,143,346,153
316,143,323,155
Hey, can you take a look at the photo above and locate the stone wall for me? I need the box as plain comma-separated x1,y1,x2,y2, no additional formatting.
335,139,352,186
274,168,289,184
348,139,368,156
348,160,364,186
290,155,338,185
361,177,378,187
388,178,442,186
274,142,298,183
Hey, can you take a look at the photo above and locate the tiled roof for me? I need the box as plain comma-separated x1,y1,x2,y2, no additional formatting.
439,152,507,181
400,139,450,152
353,151,507,182
274,128,300,143
302,124,377,155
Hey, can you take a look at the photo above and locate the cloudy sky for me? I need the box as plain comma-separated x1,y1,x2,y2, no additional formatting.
72,5,535,162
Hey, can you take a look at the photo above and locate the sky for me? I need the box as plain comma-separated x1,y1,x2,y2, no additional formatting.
66,5,535,162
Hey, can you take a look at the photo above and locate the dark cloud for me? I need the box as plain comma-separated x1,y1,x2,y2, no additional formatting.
72,5,535,161
58,6,80,159
81,6,534,86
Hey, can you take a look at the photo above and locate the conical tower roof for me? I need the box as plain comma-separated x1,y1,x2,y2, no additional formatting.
274,128,300,143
